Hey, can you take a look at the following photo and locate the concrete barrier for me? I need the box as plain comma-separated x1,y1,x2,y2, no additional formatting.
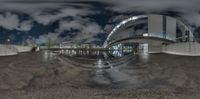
162,42,200,56
148,45,162,53
0,45,18,56
0,44,32,56
13,45,32,53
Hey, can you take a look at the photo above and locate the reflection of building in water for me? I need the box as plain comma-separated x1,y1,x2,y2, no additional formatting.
110,50,123,57
60,50,101,56
107,43,135,57
108,43,134,53
43,50,55,61
60,41,100,49
60,49,132,58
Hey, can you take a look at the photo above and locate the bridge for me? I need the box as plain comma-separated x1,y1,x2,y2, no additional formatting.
102,14,200,56
103,15,194,47
106,36,175,48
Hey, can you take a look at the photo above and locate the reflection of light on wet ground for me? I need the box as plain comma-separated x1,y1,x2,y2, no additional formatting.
60,50,150,86
139,53,149,62
97,51,100,56
44,50,54,61
92,59,111,85
112,51,122,57
96,59,103,72
98,59,102,65
43,50,59,62
1,51,200,98
92,57,137,85
61,49,132,58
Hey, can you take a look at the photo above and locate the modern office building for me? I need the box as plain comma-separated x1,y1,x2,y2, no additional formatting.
105,15,200,56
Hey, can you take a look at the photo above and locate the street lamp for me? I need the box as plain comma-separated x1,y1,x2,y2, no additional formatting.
7,39,10,44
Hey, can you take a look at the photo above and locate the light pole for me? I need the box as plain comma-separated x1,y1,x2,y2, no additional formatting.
7,39,10,45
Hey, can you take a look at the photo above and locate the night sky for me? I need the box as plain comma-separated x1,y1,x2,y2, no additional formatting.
0,0,200,45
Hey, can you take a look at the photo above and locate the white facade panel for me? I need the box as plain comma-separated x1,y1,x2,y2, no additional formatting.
148,15,163,38
166,16,176,41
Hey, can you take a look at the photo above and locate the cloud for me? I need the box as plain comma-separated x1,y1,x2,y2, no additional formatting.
0,3,62,14
0,12,19,30
35,16,104,44
17,20,33,31
0,3,104,44
36,32,61,44
0,12,33,31
91,0,199,13
0,1,199,28
180,12,200,27
1,0,200,44
56,17,104,43
0,2,96,25
32,7,95,25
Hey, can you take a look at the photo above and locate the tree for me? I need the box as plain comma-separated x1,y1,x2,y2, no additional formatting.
46,38,52,49
8,34,16,44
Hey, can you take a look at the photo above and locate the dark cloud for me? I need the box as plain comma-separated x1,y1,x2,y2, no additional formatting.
0,0,200,45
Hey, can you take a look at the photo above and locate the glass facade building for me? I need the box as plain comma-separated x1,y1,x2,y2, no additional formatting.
148,15,176,41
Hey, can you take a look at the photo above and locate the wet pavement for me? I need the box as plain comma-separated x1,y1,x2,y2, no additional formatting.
0,50,200,99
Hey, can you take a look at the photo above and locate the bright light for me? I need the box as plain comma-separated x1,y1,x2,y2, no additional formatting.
143,33,148,37
98,59,102,65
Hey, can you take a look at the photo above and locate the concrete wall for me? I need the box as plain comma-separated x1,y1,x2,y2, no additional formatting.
162,42,200,56
13,45,32,53
166,16,176,41
148,15,163,38
149,45,163,53
147,42,200,56
0,45,32,56
0,45,18,56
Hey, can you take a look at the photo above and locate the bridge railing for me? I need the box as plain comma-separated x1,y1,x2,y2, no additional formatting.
107,33,175,44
